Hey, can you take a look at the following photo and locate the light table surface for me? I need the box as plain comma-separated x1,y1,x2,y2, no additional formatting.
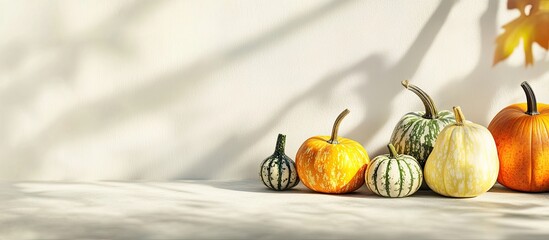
1,180,548,239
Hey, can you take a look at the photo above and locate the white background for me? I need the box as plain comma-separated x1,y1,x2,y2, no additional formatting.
0,0,547,180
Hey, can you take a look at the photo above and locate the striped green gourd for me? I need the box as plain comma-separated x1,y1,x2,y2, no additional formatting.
365,144,422,198
260,134,299,190
390,80,455,168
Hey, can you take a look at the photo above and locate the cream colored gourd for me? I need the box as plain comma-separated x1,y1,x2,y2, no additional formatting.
365,144,422,198
424,106,499,198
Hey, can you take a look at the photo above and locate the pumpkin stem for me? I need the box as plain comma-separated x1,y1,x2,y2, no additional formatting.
275,134,286,154
453,106,465,125
521,81,539,116
387,143,398,158
401,80,438,119
328,109,350,144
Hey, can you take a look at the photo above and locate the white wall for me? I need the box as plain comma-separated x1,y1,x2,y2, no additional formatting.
0,0,547,180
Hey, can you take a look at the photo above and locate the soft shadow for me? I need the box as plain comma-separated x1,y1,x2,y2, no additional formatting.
203,180,314,194
182,1,457,179
2,181,548,239
0,181,221,239
200,180,382,197
0,0,355,180
0,1,170,180
0,0,162,110
490,184,549,194
505,234,549,240
347,0,456,156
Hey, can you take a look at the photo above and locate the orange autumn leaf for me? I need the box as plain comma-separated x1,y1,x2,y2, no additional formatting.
494,0,549,66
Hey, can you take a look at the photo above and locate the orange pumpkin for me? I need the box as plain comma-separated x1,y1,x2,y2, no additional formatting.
488,81,549,192
296,109,370,194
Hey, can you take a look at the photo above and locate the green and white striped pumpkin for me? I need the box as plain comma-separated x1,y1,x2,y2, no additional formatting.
390,80,455,168
260,134,299,191
365,144,422,198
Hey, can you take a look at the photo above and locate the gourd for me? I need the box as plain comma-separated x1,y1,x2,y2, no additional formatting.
365,143,422,198
390,80,455,168
260,134,299,191
296,109,370,194
424,106,499,197
488,81,549,192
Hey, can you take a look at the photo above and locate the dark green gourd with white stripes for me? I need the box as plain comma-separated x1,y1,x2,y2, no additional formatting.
390,80,455,168
365,144,422,198
260,134,299,191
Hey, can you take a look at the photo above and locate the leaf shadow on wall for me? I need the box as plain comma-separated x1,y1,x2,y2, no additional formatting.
200,0,549,181
0,0,158,120
189,0,457,180
118,0,360,179
0,1,171,179
434,0,549,124
0,0,356,179
2,1,544,181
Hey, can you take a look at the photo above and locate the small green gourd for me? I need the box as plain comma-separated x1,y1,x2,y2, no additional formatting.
260,134,299,190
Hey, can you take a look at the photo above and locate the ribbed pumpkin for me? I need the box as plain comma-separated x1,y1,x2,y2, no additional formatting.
260,134,299,191
488,81,549,192
424,106,499,198
296,109,370,194
365,144,422,198
390,80,455,168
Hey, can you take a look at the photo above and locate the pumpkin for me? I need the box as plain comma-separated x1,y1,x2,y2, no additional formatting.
390,80,455,168
260,134,299,191
488,81,549,192
424,106,499,197
365,143,422,198
296,109,370,194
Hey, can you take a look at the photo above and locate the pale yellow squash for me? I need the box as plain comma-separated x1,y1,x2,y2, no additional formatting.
424,106,499,197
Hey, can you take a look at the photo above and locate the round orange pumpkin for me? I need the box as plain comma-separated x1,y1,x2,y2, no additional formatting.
488,81,549,192
296,109,370,194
